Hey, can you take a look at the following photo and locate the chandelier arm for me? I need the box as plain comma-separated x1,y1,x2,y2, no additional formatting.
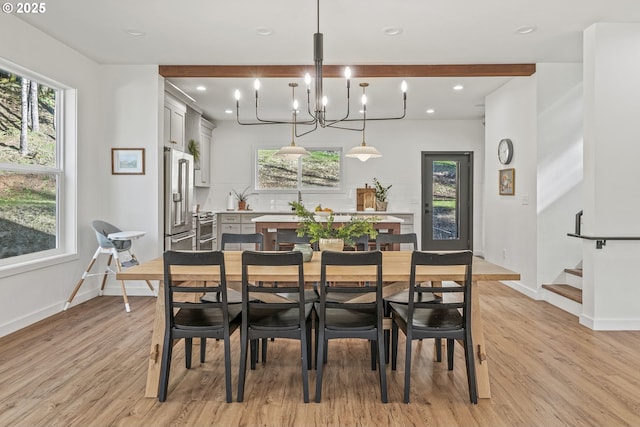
295,121,319,138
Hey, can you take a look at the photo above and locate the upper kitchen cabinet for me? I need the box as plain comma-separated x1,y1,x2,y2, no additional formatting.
163,93,186,151
195,118,215,187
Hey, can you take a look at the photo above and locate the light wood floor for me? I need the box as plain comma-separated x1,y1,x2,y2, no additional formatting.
1,282,640,427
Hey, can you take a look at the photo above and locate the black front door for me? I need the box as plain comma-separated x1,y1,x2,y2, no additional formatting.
421,152,473,250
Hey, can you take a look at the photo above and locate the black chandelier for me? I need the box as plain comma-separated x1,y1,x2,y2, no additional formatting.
233,0,407,159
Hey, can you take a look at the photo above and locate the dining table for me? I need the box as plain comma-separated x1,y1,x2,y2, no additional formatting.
116,250,520,399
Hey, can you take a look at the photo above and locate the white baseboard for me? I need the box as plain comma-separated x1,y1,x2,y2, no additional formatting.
579,314,640,331
0,288,96,338
499,280,540,300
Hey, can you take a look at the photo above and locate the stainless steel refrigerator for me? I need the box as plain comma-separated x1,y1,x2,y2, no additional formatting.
164,148,195,250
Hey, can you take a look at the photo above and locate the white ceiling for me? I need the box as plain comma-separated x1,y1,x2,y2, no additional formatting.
16,0,640,121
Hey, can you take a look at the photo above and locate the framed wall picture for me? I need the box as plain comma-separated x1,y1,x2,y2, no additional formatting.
499,168,515,195
111,148,145,175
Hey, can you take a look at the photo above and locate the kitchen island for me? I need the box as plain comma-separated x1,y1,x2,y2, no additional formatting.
252,214,404,250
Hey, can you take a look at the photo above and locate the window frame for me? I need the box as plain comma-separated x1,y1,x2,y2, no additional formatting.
253,146,344,194
0,59,77,274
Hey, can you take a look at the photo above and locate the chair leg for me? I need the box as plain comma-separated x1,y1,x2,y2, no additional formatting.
377,330,388,403
391,321,399,370
99,254,113,296
185,338,193,369
403,336,412,404
306,319,313,371
223,332,233,403
158,335,173,402
250,339,257,370
435,338,443,362
200,338,206,363
113,256,131,312
464,333,478,404
300,326,310,403
370,340,377,370
237,330,249,402
315,328,326,402
447,338,455,370
261,338,268,364
64,247,101,310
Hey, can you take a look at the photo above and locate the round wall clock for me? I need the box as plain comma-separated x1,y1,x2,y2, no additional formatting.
498,138,513,165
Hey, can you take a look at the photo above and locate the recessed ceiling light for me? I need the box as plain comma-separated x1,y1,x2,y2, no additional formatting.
125,29,145,37
426,109,435,114
256,27,274,36
453,84,464,91
196,86,206,91
224,109,233,114
515,25,537,35
383,27,403,36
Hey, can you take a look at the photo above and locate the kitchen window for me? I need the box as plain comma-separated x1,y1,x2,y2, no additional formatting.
0,62,70,267
255,148,342,191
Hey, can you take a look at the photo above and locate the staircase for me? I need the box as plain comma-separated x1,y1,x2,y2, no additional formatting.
541,268,583,316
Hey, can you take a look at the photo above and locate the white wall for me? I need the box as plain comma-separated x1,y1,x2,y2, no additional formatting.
0,14,102,335
536,63,583,286
0,16,163,336
204,119,486,252
581,23,640,330
484,77,538,296
98,65,163,296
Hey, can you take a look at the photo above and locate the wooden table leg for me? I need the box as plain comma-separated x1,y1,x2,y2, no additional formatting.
144,281,165,398
471,280,491,399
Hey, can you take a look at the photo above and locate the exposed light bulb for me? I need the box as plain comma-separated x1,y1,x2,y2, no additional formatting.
293,99,299,110
254,79,261,91
401,80,408,93
234,90,241,101
344,67,351,80
322,96,328,107
361,94,367,105
304,73,311,88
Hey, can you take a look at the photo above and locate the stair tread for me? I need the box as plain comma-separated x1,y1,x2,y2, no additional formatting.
564,268,583,277
542,284,583,304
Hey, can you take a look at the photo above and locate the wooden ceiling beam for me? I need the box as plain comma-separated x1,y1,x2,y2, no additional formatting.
159,64,536,78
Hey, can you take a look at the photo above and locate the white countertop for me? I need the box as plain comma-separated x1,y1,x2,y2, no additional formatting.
251,214,404,223
215,210,413,215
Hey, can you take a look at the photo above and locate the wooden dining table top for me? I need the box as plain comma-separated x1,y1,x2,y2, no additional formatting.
117,251,520,283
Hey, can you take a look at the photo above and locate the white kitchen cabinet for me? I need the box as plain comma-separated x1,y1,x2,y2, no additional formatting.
194,118,214,187
164,93,186,151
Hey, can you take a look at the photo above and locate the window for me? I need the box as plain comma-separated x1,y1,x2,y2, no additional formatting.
0,65,63,263
256,148,342,191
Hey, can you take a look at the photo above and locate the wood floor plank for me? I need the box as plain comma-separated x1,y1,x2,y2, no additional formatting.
1,286,640,426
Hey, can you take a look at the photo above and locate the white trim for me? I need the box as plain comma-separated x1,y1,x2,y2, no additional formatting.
0,252,78,279
498,280,541,300
541,288,582,317
579,314,640,331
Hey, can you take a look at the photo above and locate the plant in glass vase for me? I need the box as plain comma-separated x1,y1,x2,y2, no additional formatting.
290,201,378,251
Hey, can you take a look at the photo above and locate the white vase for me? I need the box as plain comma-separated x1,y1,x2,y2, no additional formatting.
319,238,344,252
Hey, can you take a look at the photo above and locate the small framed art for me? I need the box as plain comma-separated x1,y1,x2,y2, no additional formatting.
499,168,515,195
111,148,145,175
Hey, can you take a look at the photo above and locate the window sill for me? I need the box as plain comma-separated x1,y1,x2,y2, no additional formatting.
0,252,79,279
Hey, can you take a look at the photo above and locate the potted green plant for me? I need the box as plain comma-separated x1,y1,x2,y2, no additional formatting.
187,139,200,169
373,177,392,211
233,186,257,210
290,201,378,251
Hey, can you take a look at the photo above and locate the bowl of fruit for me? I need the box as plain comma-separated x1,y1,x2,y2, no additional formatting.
314,205,333,217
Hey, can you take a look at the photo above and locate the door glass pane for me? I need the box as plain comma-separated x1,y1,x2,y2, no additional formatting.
432,160,459,240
